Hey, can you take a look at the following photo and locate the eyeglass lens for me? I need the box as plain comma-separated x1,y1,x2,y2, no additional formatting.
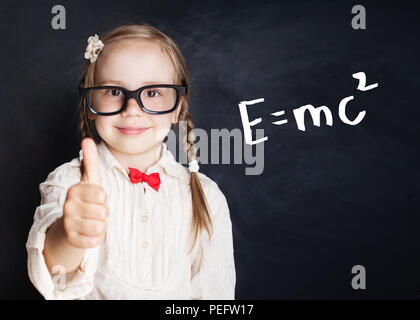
88,86,177,113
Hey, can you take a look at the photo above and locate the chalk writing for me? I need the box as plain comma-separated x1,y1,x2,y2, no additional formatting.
238,72,378,145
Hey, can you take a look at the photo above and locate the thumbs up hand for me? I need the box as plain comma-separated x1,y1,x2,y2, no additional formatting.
62,138,108,248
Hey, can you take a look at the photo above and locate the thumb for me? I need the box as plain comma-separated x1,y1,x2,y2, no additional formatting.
80,137,102,186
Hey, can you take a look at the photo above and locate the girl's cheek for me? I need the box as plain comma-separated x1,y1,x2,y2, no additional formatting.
154,117,171,129
154,126,171,142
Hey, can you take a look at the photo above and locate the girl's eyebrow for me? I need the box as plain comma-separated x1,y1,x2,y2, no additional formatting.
97,79,169,86
97,79,125,86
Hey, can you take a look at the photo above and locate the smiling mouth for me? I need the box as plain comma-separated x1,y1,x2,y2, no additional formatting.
116,127,150,135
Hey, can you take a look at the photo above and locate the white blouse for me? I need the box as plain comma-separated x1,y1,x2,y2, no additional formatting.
26,140,236,300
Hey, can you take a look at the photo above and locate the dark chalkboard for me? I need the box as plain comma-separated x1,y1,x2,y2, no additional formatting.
1,0,419,299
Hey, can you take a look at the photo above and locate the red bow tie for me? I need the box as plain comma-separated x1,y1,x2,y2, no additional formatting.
128,167,161,192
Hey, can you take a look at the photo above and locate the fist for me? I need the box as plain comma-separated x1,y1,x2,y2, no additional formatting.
63,137,108,248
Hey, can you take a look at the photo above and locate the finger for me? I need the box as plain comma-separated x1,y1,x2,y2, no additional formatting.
66,231,103,248
80,137,101,186
76,218,106,237
70,184,107,205
77,202,108,220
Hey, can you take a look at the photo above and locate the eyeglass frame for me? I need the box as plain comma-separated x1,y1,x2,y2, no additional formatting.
78,80,188,116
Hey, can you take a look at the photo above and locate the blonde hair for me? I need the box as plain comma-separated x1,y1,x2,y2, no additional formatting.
77,23,213,254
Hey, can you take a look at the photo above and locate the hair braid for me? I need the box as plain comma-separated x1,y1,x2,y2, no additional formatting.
179,109,214,254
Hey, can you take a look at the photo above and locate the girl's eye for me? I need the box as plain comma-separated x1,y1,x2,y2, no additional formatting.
144,89,160,98
107,89,123,96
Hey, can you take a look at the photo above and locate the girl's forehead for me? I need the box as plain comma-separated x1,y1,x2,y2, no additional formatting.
103,38,165,58
95,39,178,85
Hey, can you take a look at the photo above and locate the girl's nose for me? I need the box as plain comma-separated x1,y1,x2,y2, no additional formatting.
122,97,147,117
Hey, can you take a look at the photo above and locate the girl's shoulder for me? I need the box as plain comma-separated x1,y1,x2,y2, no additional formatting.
195,171,219,192
194,171,232,226
194,171,226,198
41,156,82,190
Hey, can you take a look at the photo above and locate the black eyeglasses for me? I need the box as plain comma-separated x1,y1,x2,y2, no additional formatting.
79,80,188,115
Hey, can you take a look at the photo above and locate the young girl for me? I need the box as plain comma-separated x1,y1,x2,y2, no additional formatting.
25,23,236,300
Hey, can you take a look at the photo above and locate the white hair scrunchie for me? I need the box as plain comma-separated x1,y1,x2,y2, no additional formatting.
188,159,199,173
84,34,104,63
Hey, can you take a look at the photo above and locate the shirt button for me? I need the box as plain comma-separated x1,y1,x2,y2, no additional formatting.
141,215,148,222
141,241,149,248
